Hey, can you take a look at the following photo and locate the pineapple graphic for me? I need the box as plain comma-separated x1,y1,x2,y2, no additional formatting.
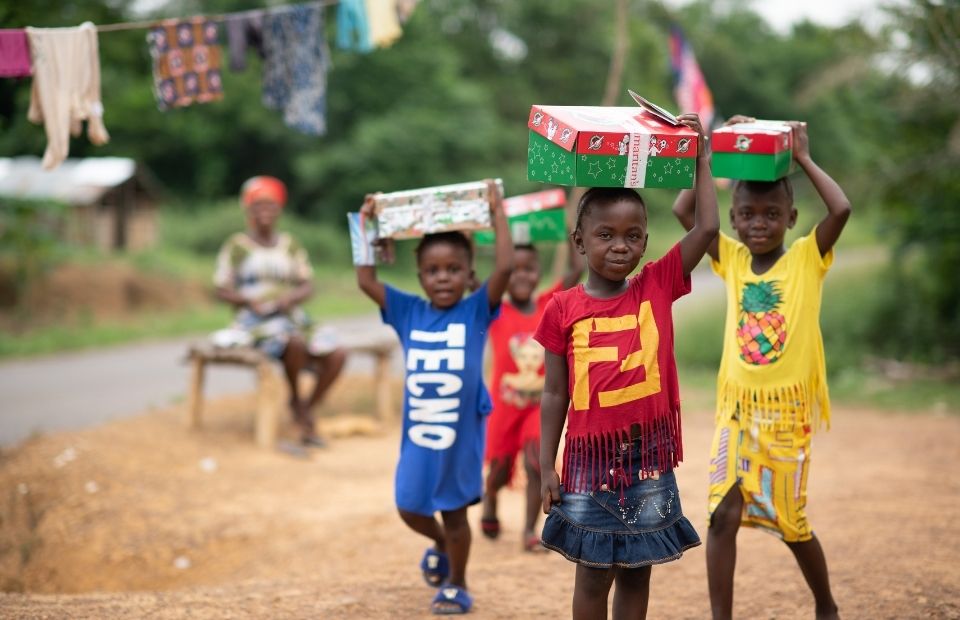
737,281,787,365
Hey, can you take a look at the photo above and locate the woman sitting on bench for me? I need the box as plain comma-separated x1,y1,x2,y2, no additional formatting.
213,176,346,447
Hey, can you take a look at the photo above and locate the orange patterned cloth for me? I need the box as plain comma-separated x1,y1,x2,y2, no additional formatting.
147,18,223,110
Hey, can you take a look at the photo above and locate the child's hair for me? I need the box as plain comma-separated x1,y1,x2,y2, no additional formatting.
733,178,794,204
573,187,647,234
415,231,473,265
514,243,538,255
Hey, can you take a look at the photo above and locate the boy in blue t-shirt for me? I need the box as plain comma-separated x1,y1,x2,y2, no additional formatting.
355,180,513,615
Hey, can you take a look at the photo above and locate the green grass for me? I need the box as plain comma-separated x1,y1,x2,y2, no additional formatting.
0,305,230,358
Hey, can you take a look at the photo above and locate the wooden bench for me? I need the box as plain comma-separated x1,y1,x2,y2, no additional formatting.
186,338,398,448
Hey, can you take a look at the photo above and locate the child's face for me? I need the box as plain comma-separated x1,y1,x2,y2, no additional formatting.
507,248,541,305
730,186,797,255
574,199,648,281
417,242,474,309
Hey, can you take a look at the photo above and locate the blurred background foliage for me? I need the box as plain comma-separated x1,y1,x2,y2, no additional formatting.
0,0,957,367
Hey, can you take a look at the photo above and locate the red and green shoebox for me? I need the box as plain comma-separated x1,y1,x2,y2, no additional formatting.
526,105,699,188
474,188,567,245
711,121,794,181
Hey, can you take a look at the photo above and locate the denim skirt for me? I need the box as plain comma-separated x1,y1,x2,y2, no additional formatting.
541,438,701,568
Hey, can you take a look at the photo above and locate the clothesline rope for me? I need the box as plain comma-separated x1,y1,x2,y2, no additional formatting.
94,0,335,33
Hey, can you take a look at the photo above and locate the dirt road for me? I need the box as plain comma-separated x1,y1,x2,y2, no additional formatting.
1,376,957,619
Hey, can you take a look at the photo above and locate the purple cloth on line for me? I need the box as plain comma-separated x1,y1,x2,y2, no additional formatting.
0,29,32,77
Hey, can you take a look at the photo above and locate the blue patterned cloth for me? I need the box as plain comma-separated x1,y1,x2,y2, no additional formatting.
261,4,328,135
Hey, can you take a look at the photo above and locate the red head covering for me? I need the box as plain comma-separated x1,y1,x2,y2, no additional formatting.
240,176,287,208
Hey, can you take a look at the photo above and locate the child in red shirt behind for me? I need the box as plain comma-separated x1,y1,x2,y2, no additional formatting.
481,233,583,551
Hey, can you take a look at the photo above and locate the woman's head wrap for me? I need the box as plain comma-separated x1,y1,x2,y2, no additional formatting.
240,176,287,208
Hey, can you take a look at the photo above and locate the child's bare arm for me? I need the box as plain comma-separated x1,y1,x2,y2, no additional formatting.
671,189,719,262
485,180,514,308
672,115,756,263
675,113,720,275
790,122,852,256
539,350,569,513
355,195,390,309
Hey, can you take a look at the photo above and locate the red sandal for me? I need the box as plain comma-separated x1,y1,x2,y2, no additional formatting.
480,517,501,539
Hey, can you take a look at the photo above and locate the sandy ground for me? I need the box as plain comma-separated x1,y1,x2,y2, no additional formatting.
1,375,958,619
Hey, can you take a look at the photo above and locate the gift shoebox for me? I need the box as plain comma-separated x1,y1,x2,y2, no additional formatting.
373,179,502,240
711,121,794,181
347,211,378,266
474,188,567,245
526,99,699,189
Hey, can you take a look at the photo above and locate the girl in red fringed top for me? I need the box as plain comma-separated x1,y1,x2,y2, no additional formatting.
534,114,717,619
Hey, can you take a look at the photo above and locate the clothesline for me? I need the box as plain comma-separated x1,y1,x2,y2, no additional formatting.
9,0,411,169
93,1,337,33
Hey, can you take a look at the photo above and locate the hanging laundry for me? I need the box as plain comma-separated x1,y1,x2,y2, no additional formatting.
366,0,402,48
262,4,328,136
336,0,372,52
395,0,420,24
0,29,32,77
146,18,223,110
225,10,265,72
25,22,109,170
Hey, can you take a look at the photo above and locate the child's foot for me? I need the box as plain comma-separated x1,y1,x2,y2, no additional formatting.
522,531,545,553
420,547,450,587
479,517,500,540
431,585,472,615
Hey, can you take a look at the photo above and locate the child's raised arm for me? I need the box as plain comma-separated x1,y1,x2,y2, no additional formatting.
790,122,852,256
539,350,569,513
485,179,514,308
674,113,720,275
355,195,393,309
672,115,756,262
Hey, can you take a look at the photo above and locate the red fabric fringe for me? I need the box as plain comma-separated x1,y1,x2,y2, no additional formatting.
561,407,683,494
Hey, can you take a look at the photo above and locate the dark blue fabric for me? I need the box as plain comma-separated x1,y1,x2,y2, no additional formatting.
381,283,499,516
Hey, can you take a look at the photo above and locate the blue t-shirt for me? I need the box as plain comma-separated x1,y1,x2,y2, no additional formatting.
381,283,499,516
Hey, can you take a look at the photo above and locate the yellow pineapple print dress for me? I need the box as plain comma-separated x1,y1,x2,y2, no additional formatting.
706,228,833,542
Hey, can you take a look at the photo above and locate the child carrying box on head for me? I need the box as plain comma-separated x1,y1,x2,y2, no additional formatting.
480,205,584,551
672,117,850,620
536,113,717,619
355,180,512,616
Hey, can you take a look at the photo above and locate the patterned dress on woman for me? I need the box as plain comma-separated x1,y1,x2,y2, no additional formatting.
213,231,336,357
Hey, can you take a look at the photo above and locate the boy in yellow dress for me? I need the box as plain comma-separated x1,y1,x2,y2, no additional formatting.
673,117,851,620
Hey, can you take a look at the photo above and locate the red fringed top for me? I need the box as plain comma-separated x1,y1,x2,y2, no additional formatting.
534,244,690,492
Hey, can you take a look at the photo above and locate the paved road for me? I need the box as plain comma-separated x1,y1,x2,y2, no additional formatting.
0,315,400,447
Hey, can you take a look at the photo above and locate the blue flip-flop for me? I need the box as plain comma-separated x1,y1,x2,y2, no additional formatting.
431,585,472,615
420,548,449,587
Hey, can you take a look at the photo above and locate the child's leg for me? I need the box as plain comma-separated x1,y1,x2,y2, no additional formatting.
785,535,839,619
522,442,542,543
439,507,471,588
398,508,446,554
306,347,346,409
481,457,510,536
573,564,616,620
612,565,652,620
707,485,744,620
